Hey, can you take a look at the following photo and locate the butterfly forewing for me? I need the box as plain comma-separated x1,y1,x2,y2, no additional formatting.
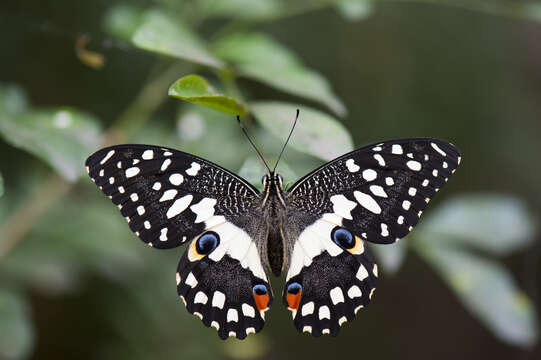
288,138,461,244
86,144,259,248
86,144,272,339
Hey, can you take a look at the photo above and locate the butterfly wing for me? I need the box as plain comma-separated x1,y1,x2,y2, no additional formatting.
86,144,272,339
282,138,461,336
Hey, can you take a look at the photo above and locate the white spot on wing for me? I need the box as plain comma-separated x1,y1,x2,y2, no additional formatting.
130,193,138,202
354,191,382,214
100,150,115,165
166,194,193,219
185,272,198,288
402,200,411,210
381,223,389,237
330,195,357,220
356,265,369,281
319,306,331,320
385,177,394,186
152,182,162,191
330,287,345,305
125,167,140,178
194,291,208,304
169,173,184,186
190,198,217,223
302,302,314,316
161,158,171,171
227,309,238,323
362,169,377,182
212,291,226,309
408,187,417,196
137,205,145,215
142,149,154,160
431,142,447,156
347,285,362,298
406,160,422,171
159,228,168,241
159,189,177,202
391,144,403,154
369,185,387,198
345,159,360,172
242,304,255,318
186,162,201,176
373,154,386,166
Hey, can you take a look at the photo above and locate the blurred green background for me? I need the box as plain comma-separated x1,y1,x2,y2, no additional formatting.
1,0,540,359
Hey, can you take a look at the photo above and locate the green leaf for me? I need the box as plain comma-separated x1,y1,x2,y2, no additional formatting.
238,156,297,191
0,106,103,182
132,9,223,68
251,102,353,161
169,75,247,116
335,0,374,21
212,33,346,116
419,194,536,255
418,244,539,347
370,241,406,275
0,173,3,198
0,289,35,360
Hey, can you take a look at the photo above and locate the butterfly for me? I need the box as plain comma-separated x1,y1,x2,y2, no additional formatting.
85,114,460,339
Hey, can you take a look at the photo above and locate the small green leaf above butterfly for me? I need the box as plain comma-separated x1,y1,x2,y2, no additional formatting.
169,75,248,117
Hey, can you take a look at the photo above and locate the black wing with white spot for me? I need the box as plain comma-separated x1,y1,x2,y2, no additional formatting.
287,138,461,244
86,144,273,339
282,138,460,336
86,144,259,249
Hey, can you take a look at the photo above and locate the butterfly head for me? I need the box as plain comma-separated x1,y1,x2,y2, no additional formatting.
261,173,284,190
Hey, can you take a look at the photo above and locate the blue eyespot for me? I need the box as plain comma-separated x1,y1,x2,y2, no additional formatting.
286,282,302,294
331,227,355,249
196,231,220,255
253,284,268,295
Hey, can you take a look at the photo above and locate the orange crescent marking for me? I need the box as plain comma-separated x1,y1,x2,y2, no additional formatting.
286,290,302,310
253,292,270,312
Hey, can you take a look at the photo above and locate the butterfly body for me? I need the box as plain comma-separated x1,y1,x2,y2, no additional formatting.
86,138,460,339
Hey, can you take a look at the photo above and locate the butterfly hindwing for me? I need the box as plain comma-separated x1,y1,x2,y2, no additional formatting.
282,219,377,336
283,138,460,336
176,222,272,339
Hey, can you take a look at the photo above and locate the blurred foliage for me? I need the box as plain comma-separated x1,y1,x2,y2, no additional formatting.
1,0,541,359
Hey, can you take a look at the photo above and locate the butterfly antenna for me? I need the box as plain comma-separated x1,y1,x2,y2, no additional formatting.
273,109,299,173
237,115,272,174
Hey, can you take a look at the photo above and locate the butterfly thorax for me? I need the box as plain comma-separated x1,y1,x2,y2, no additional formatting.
261,173,287,276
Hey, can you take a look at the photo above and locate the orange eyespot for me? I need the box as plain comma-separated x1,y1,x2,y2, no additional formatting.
252,284,270,312
286,282,302,310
